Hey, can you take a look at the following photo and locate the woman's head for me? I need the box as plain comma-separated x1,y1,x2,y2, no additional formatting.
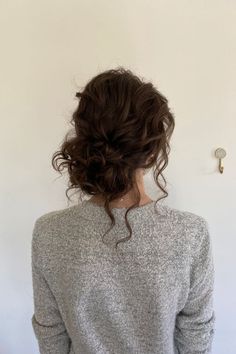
52,66,175,249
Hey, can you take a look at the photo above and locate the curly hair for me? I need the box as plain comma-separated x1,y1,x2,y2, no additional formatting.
52,66,175,251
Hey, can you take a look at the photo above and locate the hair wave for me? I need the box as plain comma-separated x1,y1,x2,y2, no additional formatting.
52,66,175,251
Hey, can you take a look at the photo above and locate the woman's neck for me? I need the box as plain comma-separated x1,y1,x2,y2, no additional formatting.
88,193,153,209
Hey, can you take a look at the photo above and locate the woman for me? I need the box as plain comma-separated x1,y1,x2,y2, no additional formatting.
31,67,215,353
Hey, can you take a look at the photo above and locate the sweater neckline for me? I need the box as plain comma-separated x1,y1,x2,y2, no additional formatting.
77,199,165,224
86,199,156,210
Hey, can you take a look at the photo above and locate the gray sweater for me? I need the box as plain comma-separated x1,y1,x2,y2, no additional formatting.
31,200,215,354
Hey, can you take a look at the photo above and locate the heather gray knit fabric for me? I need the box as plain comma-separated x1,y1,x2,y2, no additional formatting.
31,199,215,354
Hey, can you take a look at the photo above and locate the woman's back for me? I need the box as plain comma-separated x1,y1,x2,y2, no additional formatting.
31,200,215,353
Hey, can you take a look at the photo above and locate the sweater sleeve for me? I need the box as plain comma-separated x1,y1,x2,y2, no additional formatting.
174,217,216,354
31,219,72,354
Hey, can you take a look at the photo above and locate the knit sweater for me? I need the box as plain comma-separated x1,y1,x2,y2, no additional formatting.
31,199,215,354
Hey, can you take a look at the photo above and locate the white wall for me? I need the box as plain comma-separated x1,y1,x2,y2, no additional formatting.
1,1,235,353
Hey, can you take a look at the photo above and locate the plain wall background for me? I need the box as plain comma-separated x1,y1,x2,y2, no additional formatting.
1,1,236,353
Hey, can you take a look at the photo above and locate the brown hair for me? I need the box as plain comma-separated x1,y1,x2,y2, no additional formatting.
52,66,175,250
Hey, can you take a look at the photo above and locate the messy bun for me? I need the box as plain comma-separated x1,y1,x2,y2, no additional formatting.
52,66,175,250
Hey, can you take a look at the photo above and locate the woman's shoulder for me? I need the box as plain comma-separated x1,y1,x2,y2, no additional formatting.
160,203,207,226
160,204,210,251
31,206,76,264
158,203,209,244
33,205,74,229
